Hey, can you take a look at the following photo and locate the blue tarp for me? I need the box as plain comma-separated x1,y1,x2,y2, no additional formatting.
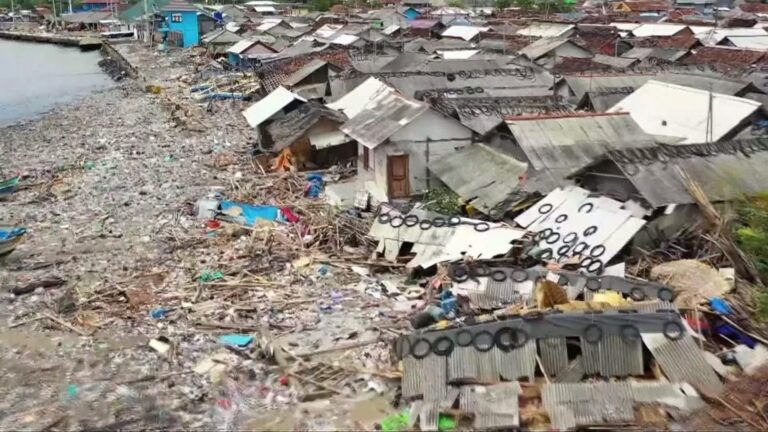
219,201,281,226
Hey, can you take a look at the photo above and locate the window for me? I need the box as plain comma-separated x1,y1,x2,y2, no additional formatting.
171,13,182,23
363,146,370,170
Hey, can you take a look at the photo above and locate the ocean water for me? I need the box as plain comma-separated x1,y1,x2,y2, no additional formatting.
0,39,114,127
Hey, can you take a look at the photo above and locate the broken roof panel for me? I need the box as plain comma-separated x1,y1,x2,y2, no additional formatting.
608,80,761,144
429,143,528,214
241,86,306,128
437,49,480,59
516,22,575,38
265,102,347,150
505,112,656,172
340,87,428,149
282,59,329,88
518,37,572,60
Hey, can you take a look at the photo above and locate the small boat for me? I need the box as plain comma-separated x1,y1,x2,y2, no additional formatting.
0,226,27,257
0,176,19,198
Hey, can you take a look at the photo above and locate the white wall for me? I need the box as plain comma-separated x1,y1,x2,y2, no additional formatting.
369,109,474,197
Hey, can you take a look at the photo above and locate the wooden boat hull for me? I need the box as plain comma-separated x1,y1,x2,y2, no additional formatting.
0,227,27,258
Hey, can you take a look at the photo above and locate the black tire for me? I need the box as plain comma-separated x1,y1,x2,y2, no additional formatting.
580,256,593,269
586,278,601,291
546,232,561,244
419,219,433,230
573,242,589,255
587,259,603,274
472,330,495,352
404,215,419,227
578,203,594,213
395,337,411,358
450,264,470,282
456,329,473,347
491,269,507,282
563,232,578,244
390,216,404,228
557,244,572,256
495,327,529,350
448,216,461,226
536,228,552,241
474,222,490,232
657,287,674,302
629,287,646,301
511,270,528,282
538,203,553,214
433,336,455,356
432,217,446,227
663,321,684,341
540,248,553,260
555,214,568,223
583,226,598,237
378,213,391,224
583,324,603,344
411,338,432,359
590,244,606,258
620,325,641,342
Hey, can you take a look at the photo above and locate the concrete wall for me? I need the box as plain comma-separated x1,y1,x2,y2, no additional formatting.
162,10,199,47
362,109,473,198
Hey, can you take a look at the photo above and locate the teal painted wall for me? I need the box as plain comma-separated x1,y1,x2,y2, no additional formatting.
162,10,199,47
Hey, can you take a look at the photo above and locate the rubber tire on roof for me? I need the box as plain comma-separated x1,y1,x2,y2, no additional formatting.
557,244,572,257
491,269,508,282
390,216,404,228
474,222,490,232
620,325,641,342
472,263,491,278
629,287,646,301
583,226,598,237
657,287,674,302
663,321,685,341
555,214,568,223
450,264,470,282
378,213,391,224
540,248,553,260
411,338,433,359
511,269,528,283
456,329,473,347
583,324,603,344
587,259,604,275
432,336,455,356
590,244,606,258
448,216,462,226
546,232,561,244
432,217,446,227
563,232,578,244
495,327,529,350
538,203,553,214
395,337,411,359
404,215,419,227
472,330,495,352
419,219,433,230
573,242,589,255
585,278,601,291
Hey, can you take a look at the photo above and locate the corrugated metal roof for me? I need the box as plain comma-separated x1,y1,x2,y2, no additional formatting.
608,80,761,144
542,382,635,430
516,22,574,38
441,25,486,41
609,142,768,207
696,28,768,45
241,86,306,128
581,334,644,377
160,0,198,12
505,112,656,172
282,59,328,88
592,54,637,69
642,333,724,396
519,37,572,60
340,87,428,149
327,77,391,119
726,35,768,50
265,102,346,150
630,23,688,37
227,39,256,54
330,33,360,46
428,143,527,214
438,49,480,59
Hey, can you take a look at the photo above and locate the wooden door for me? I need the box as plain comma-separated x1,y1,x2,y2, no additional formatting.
387,154,410,198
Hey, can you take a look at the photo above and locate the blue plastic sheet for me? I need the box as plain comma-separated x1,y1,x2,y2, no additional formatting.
218,334,254,348
220,201,281,226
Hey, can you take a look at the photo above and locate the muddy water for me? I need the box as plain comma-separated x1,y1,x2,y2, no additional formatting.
0,39,113,127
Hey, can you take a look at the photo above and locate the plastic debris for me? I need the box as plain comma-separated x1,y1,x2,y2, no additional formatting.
218,334,253,348
150,308,169,319
197,270,224,283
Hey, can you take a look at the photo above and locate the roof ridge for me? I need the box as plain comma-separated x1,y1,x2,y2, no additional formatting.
505,112,630,121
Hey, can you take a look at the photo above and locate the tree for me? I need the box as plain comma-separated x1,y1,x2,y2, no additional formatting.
447,0,465,7
514,0,534,11
494,0,512,9
309,0,333,11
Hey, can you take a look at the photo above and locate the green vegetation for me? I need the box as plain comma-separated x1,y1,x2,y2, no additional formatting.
422,186,461,215
734,193,768,320
309,0,333,11
494,0,511,10
446,0,464,7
